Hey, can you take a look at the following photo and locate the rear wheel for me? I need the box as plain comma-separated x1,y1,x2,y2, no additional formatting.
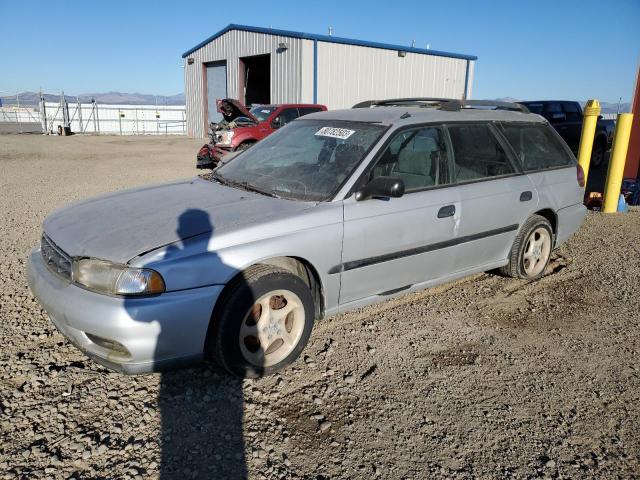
207,265,315,378
500,215,553,280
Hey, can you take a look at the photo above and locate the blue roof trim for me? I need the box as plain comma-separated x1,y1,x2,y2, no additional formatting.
182,24,478,61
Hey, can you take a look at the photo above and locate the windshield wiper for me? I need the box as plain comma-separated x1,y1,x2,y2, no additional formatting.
236,181,280,198
212,172,279,198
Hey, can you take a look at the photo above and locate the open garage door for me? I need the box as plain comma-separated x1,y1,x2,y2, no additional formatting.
239,54,270,106
206,61,227,123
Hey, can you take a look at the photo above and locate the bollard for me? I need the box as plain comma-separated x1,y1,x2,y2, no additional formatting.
577,99,601,186
603,113,634,213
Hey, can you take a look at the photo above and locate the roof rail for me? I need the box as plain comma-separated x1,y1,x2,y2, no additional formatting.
352,98,529,113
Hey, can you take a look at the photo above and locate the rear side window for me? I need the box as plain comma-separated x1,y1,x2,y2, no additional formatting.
298,107,323,116
562,102,582,122
501,124,574,171
447,124,515,182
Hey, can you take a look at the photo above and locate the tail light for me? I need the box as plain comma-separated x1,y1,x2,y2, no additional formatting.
577,164,585,187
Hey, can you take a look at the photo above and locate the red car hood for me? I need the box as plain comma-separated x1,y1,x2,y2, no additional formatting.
216,98,258,123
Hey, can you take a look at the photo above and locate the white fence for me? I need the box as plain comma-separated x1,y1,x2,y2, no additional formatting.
0,99,186,135
42,102,186,135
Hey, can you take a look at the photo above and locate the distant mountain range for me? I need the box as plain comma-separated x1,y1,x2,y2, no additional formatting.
0,91,185,106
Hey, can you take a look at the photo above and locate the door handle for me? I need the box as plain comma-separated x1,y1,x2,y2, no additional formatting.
437,205,456,218
520,191,533,202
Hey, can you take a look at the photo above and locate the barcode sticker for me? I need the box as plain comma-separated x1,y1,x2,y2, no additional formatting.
315,127,355,140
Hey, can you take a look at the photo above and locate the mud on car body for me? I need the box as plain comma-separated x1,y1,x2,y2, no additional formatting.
28,98,586,378
196,99,327,169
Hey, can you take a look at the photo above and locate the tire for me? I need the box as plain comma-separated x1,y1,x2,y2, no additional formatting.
590,140,606,169
236,141,255,152
500,215,553,280
207,265,315,378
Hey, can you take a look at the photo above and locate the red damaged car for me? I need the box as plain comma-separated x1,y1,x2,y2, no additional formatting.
197,99,327,169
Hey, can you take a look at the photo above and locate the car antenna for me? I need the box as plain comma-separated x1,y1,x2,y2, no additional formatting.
400,112,411,119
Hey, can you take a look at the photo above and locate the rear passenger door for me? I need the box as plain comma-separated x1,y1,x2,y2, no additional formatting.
447,123,537,272
339,126,461,305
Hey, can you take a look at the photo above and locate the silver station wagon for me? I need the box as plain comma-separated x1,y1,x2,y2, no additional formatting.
27,98,586,377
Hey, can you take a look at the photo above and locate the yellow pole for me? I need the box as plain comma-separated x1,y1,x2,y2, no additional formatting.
603,113,634,213
577,99,601,186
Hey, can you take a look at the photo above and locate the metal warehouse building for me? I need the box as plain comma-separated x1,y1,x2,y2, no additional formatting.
182,24,477,138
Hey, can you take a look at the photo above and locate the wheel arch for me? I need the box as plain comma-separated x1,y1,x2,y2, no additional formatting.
532,208,557,242
204,255,325,355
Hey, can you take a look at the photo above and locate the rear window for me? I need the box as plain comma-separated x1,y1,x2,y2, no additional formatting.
501,124,575,171
447,124,515,182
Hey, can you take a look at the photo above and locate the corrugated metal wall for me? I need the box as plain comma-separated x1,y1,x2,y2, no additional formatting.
184,29,475,137
184,30,305,138
316,42,471,110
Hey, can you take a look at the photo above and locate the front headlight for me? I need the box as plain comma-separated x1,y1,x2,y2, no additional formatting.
219,130,234,145
73,259,165,296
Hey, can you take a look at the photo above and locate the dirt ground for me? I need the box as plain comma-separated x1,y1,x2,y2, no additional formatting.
1,135,639,480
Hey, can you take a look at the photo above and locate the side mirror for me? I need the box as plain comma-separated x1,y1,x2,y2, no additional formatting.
355,176,405,201
271,116,282,129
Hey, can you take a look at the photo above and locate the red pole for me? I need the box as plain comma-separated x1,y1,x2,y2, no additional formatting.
624,63,640,178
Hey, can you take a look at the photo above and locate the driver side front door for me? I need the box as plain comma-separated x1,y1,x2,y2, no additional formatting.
337,125,462,307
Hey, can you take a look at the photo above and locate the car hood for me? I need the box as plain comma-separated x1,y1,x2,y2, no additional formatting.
43,177,313,264
217,98,258,124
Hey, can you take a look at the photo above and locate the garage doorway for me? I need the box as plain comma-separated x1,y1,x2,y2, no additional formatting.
206,61,227,123
239,54,270,106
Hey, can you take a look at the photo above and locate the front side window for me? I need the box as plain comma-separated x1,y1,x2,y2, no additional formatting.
215,120,386,201
500,123,575,171
368,127,451,192
249,106,277,122
448,124,515,182
277,108,300,126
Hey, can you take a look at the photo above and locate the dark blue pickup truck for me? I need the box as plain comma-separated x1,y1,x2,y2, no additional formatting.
519,100,615,168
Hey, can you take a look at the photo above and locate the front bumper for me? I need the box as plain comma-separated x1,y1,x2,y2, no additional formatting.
27,249,224,374
196,144,232,169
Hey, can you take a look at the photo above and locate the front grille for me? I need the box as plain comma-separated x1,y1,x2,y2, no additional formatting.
41,235,73,281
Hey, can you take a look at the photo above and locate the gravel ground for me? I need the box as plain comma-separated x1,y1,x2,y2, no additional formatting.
1,135,639,479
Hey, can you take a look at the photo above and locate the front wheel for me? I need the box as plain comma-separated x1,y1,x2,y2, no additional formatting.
500,215,553,280
235,141,256,152
207,265,315,378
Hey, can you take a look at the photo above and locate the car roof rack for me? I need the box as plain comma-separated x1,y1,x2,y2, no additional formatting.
352,97,529,113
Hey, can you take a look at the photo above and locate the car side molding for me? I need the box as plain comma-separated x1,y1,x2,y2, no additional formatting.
328,224,519,274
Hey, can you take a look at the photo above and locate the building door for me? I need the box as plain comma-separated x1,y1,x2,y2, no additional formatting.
239,54,270,106
206,61,227,123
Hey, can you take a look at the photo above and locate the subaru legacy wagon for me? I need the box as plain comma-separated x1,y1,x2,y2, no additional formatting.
27,98,586,378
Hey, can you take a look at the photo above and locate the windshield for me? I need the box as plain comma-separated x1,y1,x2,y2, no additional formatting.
215,120,386,201
249,106,277,122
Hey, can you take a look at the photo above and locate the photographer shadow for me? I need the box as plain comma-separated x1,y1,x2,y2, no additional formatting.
125,209,250,479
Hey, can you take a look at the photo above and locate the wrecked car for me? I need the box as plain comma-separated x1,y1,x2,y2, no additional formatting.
196,99,327,169
28,98,586,378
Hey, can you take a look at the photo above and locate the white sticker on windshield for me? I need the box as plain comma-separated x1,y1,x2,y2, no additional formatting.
261,109,271,113
315,126,355,140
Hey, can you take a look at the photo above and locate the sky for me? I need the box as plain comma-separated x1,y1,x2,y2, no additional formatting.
1,0,639,103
